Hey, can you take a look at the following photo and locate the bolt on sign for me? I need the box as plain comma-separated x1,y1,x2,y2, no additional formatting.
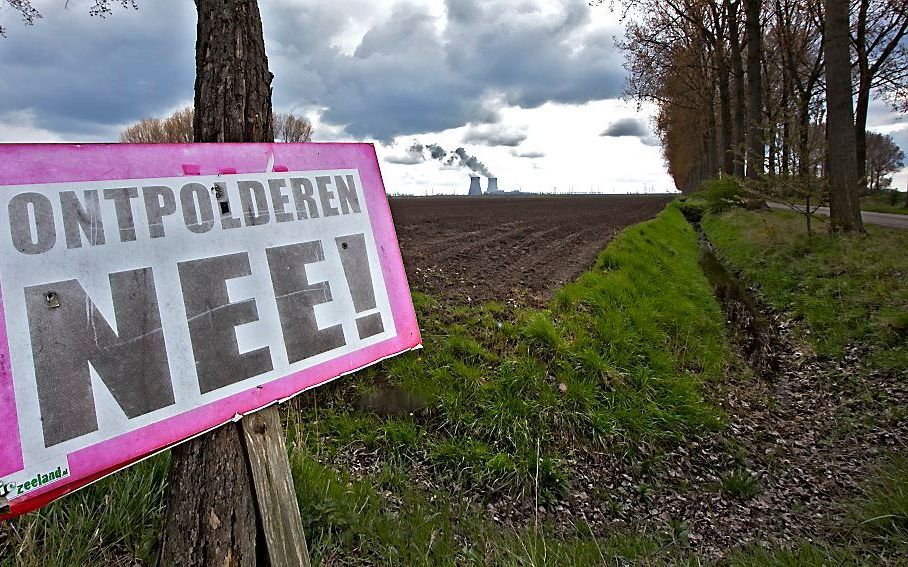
0,143,421,518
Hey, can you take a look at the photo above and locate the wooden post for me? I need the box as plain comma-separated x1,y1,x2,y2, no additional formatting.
242,407,311,567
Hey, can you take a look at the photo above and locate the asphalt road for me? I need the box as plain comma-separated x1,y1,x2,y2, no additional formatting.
768,203,908,230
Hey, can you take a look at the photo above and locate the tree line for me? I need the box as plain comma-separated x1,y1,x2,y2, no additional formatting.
120,106,314,143
615,0,908,231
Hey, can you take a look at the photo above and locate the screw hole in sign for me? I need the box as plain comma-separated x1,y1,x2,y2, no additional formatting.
45,291,60,309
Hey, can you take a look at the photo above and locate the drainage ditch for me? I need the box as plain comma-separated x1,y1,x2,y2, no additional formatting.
681,207,782,377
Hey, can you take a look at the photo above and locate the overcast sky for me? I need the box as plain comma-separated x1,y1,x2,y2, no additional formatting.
1,0,906,194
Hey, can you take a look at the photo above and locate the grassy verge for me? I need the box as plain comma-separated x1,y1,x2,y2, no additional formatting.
291,204,728,494
284,204,730,562
702,208,908,373
2,204,731,565
862,193,908,215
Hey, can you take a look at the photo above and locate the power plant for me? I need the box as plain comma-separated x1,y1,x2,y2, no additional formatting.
487,177,499,193
468,176,482,196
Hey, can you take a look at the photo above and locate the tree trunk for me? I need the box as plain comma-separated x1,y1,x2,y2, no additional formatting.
706,87,719,177
729,0,747,176
797,102,811,178
823,0,864,232
781,64,790,175
764,55,776,175
805,194,812,235
717,44,735,174
854,0,870,192
161,0,275,564
745,0,764,177
193,0,274,143
161,426,258,566
855,81,871,190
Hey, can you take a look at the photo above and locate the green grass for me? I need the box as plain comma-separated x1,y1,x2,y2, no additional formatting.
719,467,758,500
0,455,168,567
293,205,729,498
702,208,908,372
852,454,908,547
862,192,908,215
289,452,677,566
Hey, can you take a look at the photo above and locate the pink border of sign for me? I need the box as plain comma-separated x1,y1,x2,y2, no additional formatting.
0,143,421,518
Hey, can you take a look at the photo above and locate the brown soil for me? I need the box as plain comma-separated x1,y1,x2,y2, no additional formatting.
388,195,673,306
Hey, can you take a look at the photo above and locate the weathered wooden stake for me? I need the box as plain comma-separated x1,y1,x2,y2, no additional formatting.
242,407,311,567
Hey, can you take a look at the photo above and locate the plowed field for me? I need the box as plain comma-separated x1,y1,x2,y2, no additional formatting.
388,195,673,305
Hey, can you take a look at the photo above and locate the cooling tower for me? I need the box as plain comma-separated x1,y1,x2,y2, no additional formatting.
468,176,482,196
487,177,499,193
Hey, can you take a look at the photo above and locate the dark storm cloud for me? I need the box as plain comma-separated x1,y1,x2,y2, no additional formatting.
601,117,648,137
264,0,626,142
0,0,195,139
601,117,660,146
462,124,527,147
4,0,625,141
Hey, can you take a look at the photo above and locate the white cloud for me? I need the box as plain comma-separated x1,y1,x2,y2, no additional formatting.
376,100,675,195
0,110,65,143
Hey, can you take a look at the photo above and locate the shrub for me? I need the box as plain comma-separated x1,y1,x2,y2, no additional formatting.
697,177,747,213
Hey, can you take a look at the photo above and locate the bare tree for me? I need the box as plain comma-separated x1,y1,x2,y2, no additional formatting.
728,0,747,175
865,131,905,192
774,0,825,179
119,107,194,143
274,112,314,142
619,0,726,190
121,107,313,143
851,0,908,190
745,0,765,177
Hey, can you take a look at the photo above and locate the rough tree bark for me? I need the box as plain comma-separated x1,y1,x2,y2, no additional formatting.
745,0,764,177
781,63,790,174
706,83,719,177
717,44,735,174
854,0,871,191
729,0,747,176
823,0,864,232
192,0,274,143
160,0,275,564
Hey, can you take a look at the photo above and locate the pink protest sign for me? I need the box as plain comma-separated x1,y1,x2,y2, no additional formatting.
0,143,421,518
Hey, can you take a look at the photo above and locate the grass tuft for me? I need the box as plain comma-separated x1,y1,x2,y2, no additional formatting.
852,454,908,542
719,467,758,500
